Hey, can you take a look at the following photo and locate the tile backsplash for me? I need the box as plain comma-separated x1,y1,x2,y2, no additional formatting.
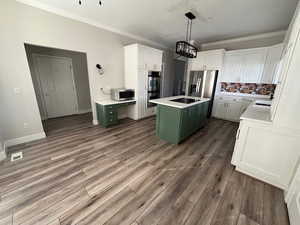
220,82,276,96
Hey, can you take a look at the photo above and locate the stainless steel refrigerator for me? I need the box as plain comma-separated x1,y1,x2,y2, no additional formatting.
188,70,219,117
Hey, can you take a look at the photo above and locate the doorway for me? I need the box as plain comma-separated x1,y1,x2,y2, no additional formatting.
33,54,78,119
25,44,92,135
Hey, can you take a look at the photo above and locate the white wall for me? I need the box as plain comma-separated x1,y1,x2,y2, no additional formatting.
25,44,92,117
0,0,171,143
0,128,6,161
201,31,286,51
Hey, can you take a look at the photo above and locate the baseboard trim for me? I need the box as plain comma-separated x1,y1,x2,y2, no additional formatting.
4,132,46,148
78,109,92,114
93,120,99,125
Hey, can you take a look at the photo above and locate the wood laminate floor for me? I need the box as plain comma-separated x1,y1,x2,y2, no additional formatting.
42,113,93,136
0,118,289,225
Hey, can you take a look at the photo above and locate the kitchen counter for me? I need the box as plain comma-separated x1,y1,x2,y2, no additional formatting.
95,99,136,106
217,92,272,99
240,103,272,124
150,96,210,109
95,99,136,128
152,96,210,144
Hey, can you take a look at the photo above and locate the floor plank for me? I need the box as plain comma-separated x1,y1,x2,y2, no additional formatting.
0,116,290,225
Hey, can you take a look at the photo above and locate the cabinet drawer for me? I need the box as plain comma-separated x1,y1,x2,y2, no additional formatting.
107,114,118,123
103,113,118,127
104,105,119,111
104,109,117,117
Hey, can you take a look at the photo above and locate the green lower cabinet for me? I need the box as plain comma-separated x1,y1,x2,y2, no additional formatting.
156,101,210,144
156,105,182,144
96,104,119,127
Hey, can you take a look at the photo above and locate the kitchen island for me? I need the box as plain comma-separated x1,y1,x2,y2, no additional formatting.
150,96,210,144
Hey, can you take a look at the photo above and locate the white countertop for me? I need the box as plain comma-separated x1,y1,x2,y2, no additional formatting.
95,99,136,106
217,92,271,99
149,96,210,109
240,103,272,124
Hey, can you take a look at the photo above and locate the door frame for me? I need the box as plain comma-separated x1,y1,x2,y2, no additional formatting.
32,53,79,120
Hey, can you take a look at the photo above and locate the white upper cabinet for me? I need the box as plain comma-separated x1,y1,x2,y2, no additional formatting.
242,49,267,83
261,44,284,84
221,53,243,82
189,49,225,71
220,48,267,83
139,45,163,71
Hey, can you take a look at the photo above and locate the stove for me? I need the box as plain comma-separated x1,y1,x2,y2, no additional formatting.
170,98,200,104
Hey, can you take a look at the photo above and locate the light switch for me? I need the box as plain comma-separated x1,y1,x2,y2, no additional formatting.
14,88,21,94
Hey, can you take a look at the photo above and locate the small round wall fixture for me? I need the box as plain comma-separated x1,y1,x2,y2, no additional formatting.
96,64,104,75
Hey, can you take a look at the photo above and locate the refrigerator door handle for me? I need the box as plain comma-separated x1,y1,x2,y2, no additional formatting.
195,78,201,95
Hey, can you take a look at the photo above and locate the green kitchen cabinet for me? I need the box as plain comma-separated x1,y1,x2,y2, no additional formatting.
96,101,135,128
156,101,210,144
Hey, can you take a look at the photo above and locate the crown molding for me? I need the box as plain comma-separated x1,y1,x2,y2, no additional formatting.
201,30,286,48
16,0,168,49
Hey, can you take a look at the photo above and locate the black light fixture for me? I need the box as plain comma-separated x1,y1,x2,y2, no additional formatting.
96,64,104,75
176,12,198,59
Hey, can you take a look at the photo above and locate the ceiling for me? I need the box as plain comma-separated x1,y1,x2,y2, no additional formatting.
18,0,298,48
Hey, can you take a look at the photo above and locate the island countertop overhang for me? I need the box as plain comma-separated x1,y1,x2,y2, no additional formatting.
149,96,210,109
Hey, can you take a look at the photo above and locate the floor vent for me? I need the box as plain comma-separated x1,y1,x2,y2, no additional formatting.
11,152,23,162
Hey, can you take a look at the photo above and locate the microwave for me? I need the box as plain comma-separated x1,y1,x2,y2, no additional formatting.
111,88,135,101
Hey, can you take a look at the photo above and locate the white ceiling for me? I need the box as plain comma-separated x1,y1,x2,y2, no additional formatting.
18,0,298,48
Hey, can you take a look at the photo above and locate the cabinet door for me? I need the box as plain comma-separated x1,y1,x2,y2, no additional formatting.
239,101,251,115
142,47,162,71
200,101,209,126
180,108,192,141
221,54,243,82
234,123,300,189
261,44,283,84
213,101,228,119
226,101,243,122
151,50,163,71
204,52,223,70
241,50,266,83
188,106,197,133
189,53,205,71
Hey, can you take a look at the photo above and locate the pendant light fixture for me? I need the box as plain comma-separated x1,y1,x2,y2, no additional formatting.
176,12,198,58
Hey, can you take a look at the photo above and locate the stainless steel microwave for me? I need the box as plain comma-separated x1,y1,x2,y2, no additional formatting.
111,88,135,101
